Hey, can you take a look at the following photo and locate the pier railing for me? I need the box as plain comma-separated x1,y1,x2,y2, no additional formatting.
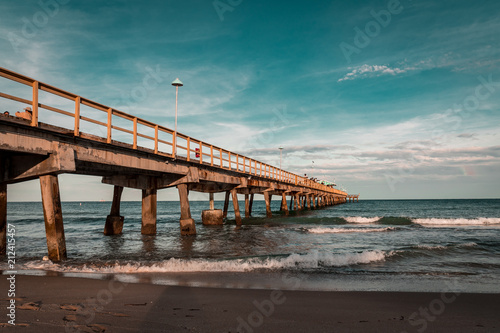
0,67,344,195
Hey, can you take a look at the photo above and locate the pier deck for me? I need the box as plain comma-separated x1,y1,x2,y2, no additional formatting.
0,67,355,261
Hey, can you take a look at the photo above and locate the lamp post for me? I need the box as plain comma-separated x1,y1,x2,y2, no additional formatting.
171,78,183,158
279,146,283,169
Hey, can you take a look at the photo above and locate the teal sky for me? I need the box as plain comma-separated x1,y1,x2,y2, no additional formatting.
1,0,499,201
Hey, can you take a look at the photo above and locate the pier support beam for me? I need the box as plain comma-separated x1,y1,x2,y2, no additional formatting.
281,193,289,216
0,183,6,255
104,185,124,235
306,194,311,210
178,184,196,235
263,191,272,218
231,188,242,225
223,191,230,219
289,195,294,211
141,188,157,235
40,174,67,262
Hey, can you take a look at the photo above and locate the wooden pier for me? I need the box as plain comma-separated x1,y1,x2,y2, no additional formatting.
0,67,357,261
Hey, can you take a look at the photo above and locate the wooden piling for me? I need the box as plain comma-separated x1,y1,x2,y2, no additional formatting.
141,188,157,235
104,185,124,235
40,174,67,261
264,191,272,218
178,184,196,235
231,188,242,225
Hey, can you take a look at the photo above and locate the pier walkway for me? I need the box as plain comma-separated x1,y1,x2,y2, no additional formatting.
0,67,355,261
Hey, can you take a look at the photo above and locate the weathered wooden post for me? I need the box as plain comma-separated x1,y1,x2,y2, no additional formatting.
263,191,272,218
231,188,242,225
306,194,311,210
141,188,157,235
177,184,196,235
0,183,6,254
289,195,294,211
40,174,67,261
104,185,124,235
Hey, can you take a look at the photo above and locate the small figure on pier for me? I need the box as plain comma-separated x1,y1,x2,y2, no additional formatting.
15,107,32,121
3,111,9,116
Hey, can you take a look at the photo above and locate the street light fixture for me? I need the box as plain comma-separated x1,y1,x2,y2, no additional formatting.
171,78,183,158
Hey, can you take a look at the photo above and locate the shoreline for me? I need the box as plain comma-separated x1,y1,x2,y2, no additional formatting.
1,275,499,332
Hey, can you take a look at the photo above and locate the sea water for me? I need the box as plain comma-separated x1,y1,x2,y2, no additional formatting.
2,199,500,293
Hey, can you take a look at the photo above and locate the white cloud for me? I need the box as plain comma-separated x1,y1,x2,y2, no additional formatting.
338,64,414,82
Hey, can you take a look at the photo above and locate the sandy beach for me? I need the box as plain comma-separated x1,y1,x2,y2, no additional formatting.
1,275,499,332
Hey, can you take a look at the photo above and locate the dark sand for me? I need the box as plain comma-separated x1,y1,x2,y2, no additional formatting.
1,275,499,332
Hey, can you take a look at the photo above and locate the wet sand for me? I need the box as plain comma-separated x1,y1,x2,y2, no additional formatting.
1,275,499,332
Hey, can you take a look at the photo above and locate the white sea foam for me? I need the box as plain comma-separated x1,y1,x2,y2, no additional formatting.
21,250,387,273
413,218,500,226
343,216,380,223
307,227,395,234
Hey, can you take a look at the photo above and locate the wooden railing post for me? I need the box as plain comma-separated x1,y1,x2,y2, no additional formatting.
187,137,191,161
154,125,159,154
220,148,223,167
31,81,39,127
107,108,113,144
74,96,80,136
210,145,214,166
228,152,231,170
133,117,137,148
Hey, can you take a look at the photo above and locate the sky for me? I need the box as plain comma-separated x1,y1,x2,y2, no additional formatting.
1,0,499,201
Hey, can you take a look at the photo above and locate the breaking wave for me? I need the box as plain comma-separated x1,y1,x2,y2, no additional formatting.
20,250,388,273
343,216,381,223
307,227,396,234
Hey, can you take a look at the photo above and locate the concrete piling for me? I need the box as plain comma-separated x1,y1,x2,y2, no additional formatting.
264,191,272,218
104,185,124,235
40,174,67,262
178,184,196,235
141,188,157,235
245,194,250,218
202,193,223,225
281,192,289,215
231,188,242,225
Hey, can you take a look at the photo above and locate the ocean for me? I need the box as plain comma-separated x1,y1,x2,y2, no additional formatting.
2,199,500,293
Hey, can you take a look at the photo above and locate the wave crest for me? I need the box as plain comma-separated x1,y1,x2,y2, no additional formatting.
21,250,387,273
343,216,380,223
307,227,395,234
